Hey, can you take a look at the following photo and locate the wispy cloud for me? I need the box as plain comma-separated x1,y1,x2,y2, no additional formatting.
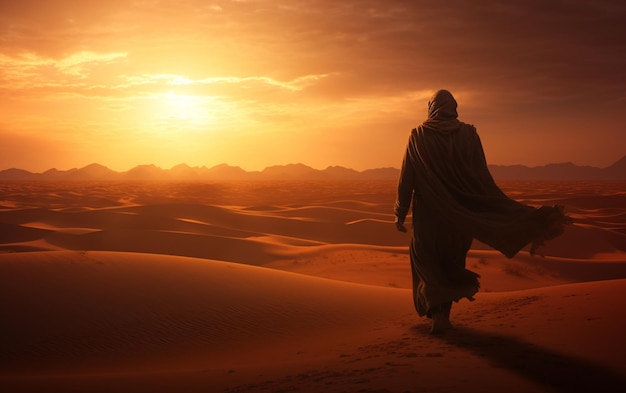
2,1,623,104
0,0,624,171
122,73,333,91
0,51,127,93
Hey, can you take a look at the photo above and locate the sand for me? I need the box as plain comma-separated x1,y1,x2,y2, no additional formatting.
1,180,625,392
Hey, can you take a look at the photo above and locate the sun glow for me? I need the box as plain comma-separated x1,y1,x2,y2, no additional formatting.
143,90,248,141
159,91,209,123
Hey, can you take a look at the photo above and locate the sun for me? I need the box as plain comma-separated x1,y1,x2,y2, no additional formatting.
146,90,243,136
160,91,206,122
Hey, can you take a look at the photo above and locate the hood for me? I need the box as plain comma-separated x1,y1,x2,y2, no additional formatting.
427,89,458,120
421,89,460,132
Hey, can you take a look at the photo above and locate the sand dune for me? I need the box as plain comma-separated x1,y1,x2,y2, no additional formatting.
2,201,624,260
1,250,625,393
1,251,410,374
1,180,625,392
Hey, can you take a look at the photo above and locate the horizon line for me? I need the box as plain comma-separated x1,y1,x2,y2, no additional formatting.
2,154,625,174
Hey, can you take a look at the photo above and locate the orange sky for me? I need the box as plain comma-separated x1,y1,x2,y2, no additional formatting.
0,0,624,172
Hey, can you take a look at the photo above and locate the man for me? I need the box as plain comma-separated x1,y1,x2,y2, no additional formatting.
394,90,569,334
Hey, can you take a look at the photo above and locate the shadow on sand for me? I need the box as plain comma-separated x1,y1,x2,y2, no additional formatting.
433,326,625,392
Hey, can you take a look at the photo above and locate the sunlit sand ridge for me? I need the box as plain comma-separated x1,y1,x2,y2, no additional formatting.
1,180,625,392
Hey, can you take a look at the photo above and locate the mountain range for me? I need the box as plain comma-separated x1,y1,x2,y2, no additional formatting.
0,156,625,181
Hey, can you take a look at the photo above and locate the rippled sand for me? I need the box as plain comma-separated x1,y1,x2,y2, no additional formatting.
1,180,625,392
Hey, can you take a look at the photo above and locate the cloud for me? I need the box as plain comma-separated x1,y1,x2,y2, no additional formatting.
2,0,623,105
0,0,624,170
0,51,127,96
122,73,332,92
0,0,133,58
57,51,127,76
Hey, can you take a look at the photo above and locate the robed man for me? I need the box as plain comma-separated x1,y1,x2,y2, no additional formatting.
394,89,570,333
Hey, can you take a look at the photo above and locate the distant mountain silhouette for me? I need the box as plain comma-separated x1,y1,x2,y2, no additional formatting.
123,164,167,181
488,155,626,181
321,166,360,179
206,164,256,181
1,155,625,181
261,163,324,179
605,155,626,178
0,168,36,181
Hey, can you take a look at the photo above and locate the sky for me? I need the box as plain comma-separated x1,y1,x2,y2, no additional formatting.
0,0,624,172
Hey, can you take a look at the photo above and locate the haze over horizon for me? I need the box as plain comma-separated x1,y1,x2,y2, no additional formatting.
2,153,626,174
1,0,624,173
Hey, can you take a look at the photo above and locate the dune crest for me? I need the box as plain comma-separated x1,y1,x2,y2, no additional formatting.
1,251,410,376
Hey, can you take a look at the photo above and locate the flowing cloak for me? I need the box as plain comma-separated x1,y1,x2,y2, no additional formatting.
395,124,567,259
394,90,568,316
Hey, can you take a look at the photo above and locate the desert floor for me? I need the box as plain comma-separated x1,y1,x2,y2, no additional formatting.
1,180,625,393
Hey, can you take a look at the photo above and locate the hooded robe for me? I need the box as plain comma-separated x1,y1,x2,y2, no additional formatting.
395,90,568,317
